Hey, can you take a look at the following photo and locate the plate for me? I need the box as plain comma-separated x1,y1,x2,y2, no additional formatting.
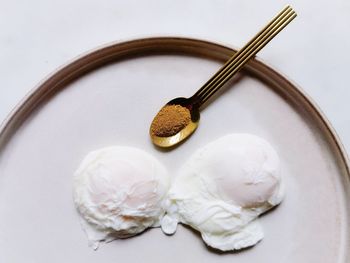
0,37,349,262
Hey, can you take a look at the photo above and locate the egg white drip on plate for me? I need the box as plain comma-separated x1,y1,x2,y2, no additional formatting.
73,146,170,249
161,134,284,251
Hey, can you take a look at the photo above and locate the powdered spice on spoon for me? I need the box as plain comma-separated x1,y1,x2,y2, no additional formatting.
150,105,191,137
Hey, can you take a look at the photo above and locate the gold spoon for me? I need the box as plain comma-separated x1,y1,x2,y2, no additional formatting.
150,6,297,148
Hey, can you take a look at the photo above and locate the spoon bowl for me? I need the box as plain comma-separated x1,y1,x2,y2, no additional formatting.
150,97,200,148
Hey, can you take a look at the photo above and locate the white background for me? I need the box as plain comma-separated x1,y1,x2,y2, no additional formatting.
1,0,349,152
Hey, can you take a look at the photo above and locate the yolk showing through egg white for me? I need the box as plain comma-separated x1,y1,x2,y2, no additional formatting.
161,134,284,251
73,146,170,249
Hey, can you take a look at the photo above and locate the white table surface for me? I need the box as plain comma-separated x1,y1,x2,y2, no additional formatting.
1,0,349,153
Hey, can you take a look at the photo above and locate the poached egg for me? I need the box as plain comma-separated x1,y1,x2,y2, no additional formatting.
161,134,284,251
73,146,170,249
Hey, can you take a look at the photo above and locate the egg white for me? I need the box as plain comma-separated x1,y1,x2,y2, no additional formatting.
73,146,170,249
161,134,284,251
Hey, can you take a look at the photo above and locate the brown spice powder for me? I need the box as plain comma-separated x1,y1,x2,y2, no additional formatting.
151,105,191,137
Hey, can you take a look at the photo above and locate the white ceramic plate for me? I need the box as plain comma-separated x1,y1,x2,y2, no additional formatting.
0,38,349,262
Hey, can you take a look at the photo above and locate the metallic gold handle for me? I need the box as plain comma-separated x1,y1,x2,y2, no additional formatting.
193,6,297,107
